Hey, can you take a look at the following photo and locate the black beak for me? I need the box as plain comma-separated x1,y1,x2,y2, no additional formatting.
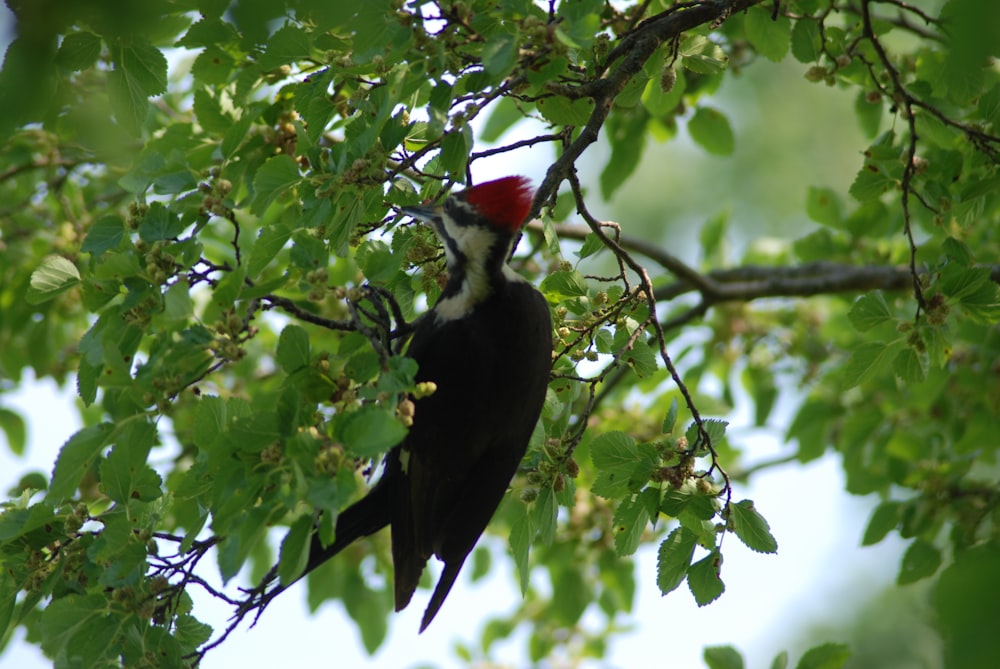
401,204,442,225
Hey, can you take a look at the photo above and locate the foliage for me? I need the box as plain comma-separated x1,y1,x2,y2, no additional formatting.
1,0,999,667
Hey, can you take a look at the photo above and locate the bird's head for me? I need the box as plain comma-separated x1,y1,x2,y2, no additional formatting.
402,177,536,314
402,177,534,265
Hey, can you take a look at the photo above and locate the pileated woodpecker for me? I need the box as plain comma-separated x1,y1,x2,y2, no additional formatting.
291,176,551,631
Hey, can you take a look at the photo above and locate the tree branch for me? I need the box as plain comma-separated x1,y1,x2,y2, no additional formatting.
529,221,1000,308
529,0,764,216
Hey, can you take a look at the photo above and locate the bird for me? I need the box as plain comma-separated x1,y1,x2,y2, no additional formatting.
291,176,552,631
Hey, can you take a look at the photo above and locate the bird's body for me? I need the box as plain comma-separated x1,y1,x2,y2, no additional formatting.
296,176,551,631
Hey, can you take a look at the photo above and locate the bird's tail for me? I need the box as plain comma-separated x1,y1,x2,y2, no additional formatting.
418,559,465,633
300,480,392,581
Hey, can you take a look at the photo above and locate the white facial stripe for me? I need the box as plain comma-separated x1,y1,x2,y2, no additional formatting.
434,259,527,322
438,215,495,259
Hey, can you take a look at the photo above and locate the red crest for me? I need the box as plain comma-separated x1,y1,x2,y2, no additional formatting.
462,176,534,233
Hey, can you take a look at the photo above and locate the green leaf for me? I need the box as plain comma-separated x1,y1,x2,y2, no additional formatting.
26,255,81,304
81,216,126,254
728,499,778,554
704,645,745,669
979,83,1000,129
56,32,102,71
849,164,893,202
861,501,900,546
771,651,790,669
933,543,1000,669
854,88,883,139
893,347,927,383
657,527,697,595
745,6,791,62
600,106,647,199
439,128,471,175
117,43,168,95
541,269,589,299
700,210,728,258
686,418,728,451
897,538,942,584
252,154,302,215
576,233,606,260
193,88,232,133
77,358,100,407
940,0,998,104
795,643,850,669
107,43,167,135
556,0,602,50
46,423,114,504
642,64,686,117
688,550,725,606
0,408,27,456
177,17,239,48
790,19,822,63
532,486,558,547
353,3,395,61
537,96,594,126
192,45,235,86
100,421,162,503
217,507,269,582
278,515,313,585
680,35,728,74
344,350,380,384
0,571,16,640
592,470,630,499
662,397,679,434
551,564,590,625
297,70,338,144
211,263,246,308
259,25,311,70
482,33,518,77
222,103,263,157
376,356,418,395
108,67,149,133
0,502,54,541
37,594,110,659
624,339,657,378
480,96,525,143
174,614,213,653
613,494,650,557
923,325,951,368
591,432,639,499
847,291,892,331
806,186,842,227
139,201,186,242
591,432,638,474
938,264,990,300
277,325,311,373
356,239,399,283
248,220,293,277
942,236,974,266
510,503,534,595
192,396,227,451
688,107,734,156
339,407,407,457
744,365,777,426
842,340,904,388
957,282,1000,323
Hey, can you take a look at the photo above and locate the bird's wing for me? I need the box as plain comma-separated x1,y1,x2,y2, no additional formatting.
391,312,500,609
393,287,552,622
